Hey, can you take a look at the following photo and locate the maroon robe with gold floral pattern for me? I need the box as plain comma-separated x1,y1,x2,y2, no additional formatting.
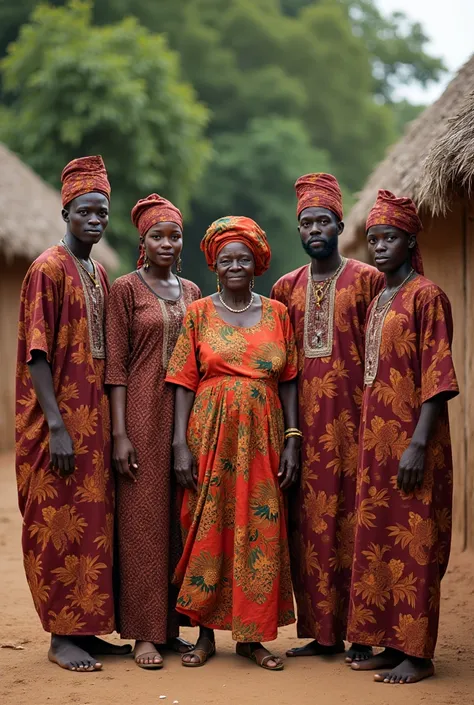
347,275,458,659
16,245,115,635
271,258,383,645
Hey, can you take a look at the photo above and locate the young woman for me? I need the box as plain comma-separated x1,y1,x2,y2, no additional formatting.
165,216,300,671
106,194,200,669
348,190,459,684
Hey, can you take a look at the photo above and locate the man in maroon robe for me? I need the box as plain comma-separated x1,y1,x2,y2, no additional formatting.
16,156,130,671
271,173,383,662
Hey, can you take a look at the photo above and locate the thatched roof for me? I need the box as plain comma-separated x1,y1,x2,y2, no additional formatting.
0,143,119,271
343,54,474,257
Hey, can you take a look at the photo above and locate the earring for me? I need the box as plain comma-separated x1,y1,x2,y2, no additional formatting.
176,255,182,273
216,272,221,293
249,277,255,291
144,254,150,272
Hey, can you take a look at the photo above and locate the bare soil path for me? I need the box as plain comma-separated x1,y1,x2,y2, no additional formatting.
1,451,472,705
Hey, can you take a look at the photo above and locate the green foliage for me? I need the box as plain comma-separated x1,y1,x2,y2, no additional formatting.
190,116,333,292
0,0,210,264
342,0,446,101
0,0,446,291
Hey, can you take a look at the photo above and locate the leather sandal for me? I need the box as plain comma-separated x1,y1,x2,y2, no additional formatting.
236,643,284,671
181,637,216,668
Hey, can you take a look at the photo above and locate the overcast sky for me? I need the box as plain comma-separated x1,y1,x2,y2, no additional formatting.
376,0,474,103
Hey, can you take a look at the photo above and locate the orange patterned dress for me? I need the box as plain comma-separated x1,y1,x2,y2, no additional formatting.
165,296,297,642
347,276,459,658
271,259,383,645
15,245,114,635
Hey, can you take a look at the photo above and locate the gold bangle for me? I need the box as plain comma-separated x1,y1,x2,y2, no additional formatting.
285,427,302,435
285,432,303,439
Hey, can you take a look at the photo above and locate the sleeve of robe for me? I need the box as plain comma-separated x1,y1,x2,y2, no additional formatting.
270,278,289,307
279,306,298,382
20,262,62,364
419,292,459,404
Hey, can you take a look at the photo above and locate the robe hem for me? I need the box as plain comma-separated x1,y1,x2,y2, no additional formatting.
346,635,435,660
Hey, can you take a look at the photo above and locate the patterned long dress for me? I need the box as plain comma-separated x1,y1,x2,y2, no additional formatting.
271,259,383,645
15,245,115,635
105,272,200,642
347,276,459,659
165,296,297,642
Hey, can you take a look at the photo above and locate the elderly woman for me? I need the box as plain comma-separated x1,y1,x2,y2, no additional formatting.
165,216,300,670
106,194,200,669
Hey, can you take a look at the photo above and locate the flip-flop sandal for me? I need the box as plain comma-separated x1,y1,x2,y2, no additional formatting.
181,637,216,668
134,649,164,670
236,643,284,671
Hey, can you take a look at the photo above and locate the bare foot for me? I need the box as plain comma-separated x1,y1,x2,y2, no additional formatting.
286,639,345,657
48,635,101,672
351,647,404,672
74,636,132,656
134,641,163,669
374,656,435,684
345,643,373,664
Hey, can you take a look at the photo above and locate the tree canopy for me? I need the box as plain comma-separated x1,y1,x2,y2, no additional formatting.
0,0,445,291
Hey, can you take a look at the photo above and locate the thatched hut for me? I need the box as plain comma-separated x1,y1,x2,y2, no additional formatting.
0,143,119,450
342,55,474,549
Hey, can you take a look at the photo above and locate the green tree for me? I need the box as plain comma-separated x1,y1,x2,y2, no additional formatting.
0,0,209,265
189,116,335,293
343,0,445,101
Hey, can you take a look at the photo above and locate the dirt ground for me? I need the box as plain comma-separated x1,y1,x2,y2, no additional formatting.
1,451,473,705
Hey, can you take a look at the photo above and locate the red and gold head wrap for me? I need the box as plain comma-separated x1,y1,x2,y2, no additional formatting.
61,155,111,207
366,189,424,274
200,216,271,276
131,193,183,269
295,173,343,220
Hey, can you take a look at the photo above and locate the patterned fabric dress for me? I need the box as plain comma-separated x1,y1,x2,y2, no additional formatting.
105,272,200,642
165,296,297,642
347,276,459,659
271,259,383,645
15,245,115,635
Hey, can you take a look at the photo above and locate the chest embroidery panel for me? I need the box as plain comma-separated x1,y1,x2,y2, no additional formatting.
303,259,348,359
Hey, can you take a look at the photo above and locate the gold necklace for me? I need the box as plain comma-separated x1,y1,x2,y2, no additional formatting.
376,269,415,311
311,257,345,308
61,239,100,288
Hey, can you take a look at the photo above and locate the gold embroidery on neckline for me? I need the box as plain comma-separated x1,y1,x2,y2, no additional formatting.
364,293,390,386
159,295,187,370
303,258,348,358
72,258,105,359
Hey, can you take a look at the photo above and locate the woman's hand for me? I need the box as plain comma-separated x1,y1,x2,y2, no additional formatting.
278,437,300,490
173,441,198,491
397,441,426,494
112,434,138,482
49,423,75,477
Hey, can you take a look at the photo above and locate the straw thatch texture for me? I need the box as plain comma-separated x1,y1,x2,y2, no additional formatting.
343,55,474,254
418,93,474,215
0,143,119,270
